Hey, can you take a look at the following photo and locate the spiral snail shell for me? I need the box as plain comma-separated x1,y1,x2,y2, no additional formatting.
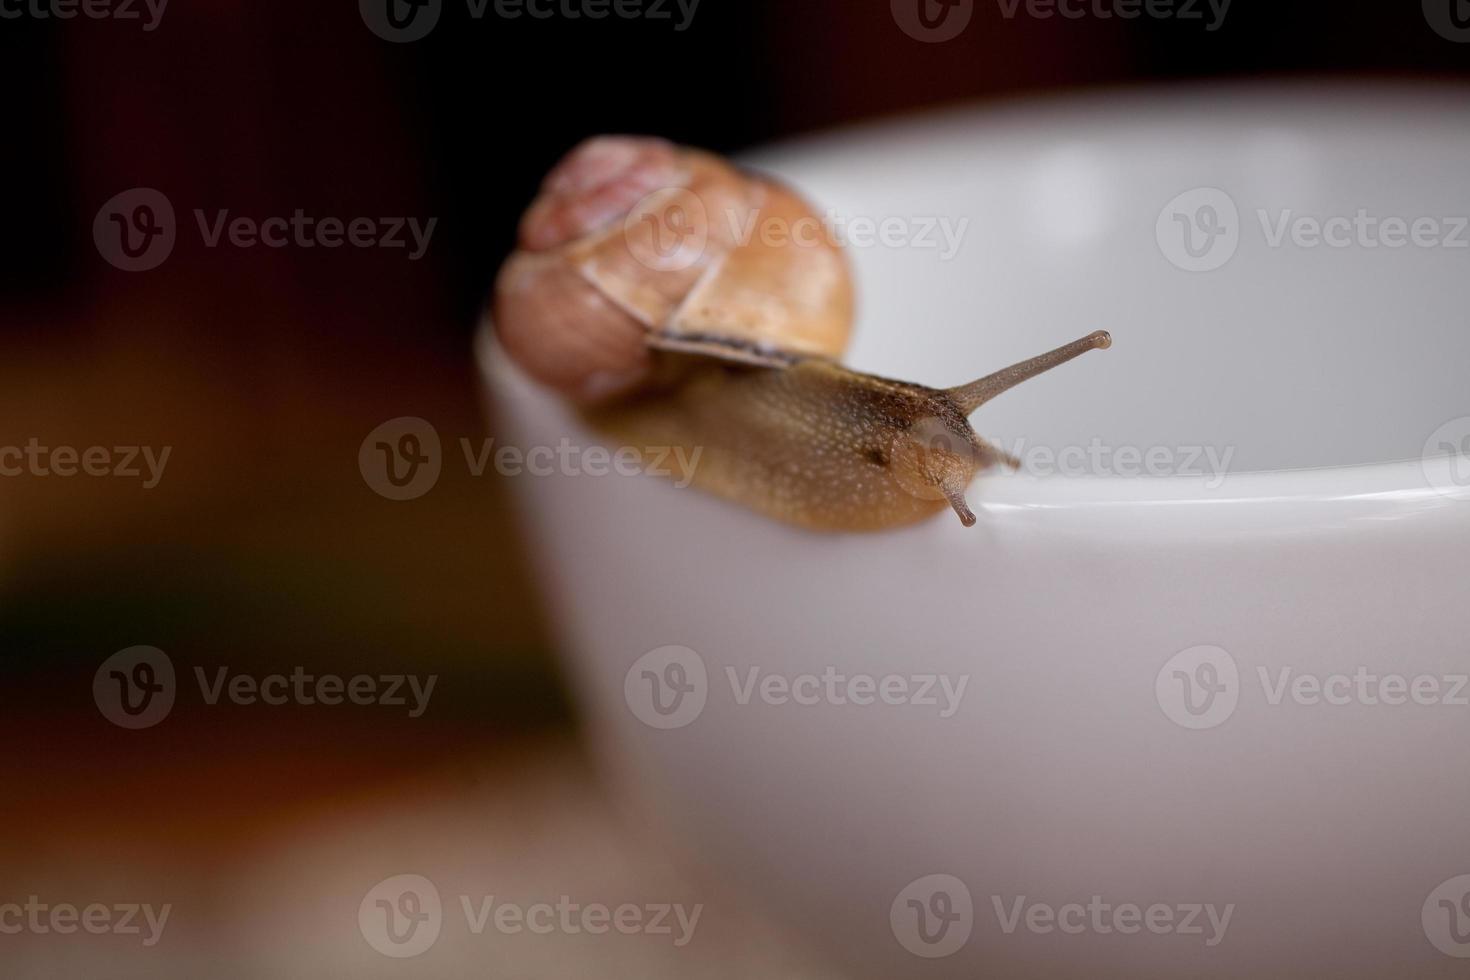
493,135,1109,531
495,135,853,401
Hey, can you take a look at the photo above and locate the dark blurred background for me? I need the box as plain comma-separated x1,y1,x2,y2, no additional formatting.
0,0,1467,972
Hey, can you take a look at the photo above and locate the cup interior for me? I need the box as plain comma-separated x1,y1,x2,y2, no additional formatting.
743,86,1470,474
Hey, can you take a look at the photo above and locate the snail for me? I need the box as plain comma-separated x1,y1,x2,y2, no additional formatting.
493,135,1110,531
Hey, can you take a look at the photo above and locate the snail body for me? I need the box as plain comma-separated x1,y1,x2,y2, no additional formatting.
587,334,1109,530
494,136,1110,531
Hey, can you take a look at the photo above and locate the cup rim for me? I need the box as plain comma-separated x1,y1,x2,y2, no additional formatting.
476,320,1469,514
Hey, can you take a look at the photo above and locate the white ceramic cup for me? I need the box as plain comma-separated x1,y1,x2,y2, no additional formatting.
482,85,1470,977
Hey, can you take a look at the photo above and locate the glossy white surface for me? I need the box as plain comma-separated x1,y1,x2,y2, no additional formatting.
483,85,1470,978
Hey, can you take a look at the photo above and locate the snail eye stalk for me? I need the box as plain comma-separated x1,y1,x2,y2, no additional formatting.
947,330,1111,415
